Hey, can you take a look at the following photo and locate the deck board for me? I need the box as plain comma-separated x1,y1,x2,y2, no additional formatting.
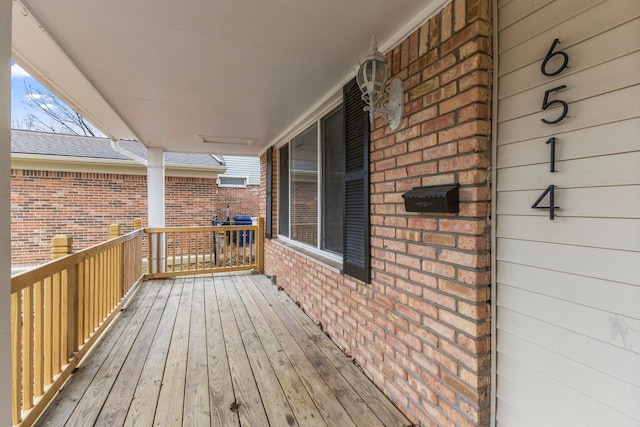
216,275,270,426
95,280,172,427
183,276,212,427
253,275,411,427
223,276,297,426
155,277,191,426
203,277,239,427
35,273,411,427
231,275,326,426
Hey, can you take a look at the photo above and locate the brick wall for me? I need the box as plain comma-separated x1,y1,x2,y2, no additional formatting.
11,170,260,266
263,1,492,425
291,180,318,245
166,177,261,225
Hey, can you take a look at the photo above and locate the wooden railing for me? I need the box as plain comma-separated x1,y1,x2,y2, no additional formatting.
145,218,264,278
10,219,264,425
10,229,144,426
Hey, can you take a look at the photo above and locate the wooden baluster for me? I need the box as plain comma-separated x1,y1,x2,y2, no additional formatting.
11,291,22,424
22,285,34,410
34,280,44,396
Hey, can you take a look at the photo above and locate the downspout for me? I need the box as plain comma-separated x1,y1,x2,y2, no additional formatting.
110,139,147,166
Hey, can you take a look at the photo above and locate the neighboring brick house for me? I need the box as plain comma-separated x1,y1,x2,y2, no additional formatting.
11,130,260,267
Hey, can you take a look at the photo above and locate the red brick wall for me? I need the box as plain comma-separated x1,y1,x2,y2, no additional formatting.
166,177,261,226
11,170,260,266
263,1,492,425
291,180,318,245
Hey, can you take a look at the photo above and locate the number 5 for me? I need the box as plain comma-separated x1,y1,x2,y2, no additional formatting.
541,85,568,124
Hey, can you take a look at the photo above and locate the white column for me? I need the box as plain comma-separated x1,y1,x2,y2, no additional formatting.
0,1,13,425
147,147,165,272
147,147,165,227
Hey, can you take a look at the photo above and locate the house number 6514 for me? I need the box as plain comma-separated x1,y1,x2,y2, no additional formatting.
532,38,569,220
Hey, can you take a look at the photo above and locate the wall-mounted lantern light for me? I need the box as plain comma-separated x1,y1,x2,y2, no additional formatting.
356,35,404,130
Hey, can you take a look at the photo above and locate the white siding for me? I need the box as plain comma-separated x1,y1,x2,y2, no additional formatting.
494,0,640,425
221,155,261,185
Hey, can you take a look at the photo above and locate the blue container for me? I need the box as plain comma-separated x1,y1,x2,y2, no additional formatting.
233,216,253,247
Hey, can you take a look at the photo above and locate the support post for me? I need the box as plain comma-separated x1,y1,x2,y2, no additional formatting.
147,148,165,273
134,218,142,230
1,1,12,424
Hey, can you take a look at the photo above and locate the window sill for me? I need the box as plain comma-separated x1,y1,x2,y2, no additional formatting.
271,239,343,275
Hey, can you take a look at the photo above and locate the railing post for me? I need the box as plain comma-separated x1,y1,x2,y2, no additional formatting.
51,235,78,360
149,231,166,275
51,235,73,260
134,219,144,280
109,224,121,239
257,217,265,273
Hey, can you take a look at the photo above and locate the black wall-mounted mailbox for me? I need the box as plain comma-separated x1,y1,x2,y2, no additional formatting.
402,184,459,213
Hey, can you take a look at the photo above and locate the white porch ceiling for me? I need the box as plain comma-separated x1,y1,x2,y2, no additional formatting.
12,0,443,156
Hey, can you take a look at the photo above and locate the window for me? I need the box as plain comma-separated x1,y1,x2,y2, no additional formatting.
278,107,344,256
291,123,318,246
321,108,345,253
275,78,369,282
217,175,248,188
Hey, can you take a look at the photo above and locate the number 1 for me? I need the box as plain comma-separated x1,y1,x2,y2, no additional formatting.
546,137,556,172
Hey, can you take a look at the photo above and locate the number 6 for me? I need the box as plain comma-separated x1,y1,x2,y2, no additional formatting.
541,38,569,76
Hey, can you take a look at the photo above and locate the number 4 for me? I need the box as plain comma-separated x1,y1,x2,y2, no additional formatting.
532,185,559,220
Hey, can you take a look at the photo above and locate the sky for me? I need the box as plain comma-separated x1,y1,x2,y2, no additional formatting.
11,61,52,126
11,60,102,136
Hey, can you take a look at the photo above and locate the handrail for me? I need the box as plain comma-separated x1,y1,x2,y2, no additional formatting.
10,219,265,425
11,229,144,426
145,218,265,278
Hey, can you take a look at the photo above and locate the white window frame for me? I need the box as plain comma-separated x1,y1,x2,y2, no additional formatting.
217,175,248,188
276,104,343,264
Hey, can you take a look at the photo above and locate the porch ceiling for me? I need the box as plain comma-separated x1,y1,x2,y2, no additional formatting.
12,0,441,156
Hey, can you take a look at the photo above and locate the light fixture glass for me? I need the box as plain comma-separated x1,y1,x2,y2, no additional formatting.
356,35,403,130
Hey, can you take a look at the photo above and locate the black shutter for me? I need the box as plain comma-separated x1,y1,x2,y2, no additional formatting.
279,144,290,237
265,147,273,239
343,78,370,283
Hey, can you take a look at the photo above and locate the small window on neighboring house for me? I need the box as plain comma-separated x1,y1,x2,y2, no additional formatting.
217,176,248,188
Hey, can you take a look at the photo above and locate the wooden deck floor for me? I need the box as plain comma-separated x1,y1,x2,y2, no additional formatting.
35,273,410,427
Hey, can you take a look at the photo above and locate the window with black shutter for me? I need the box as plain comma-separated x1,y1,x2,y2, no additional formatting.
343,77,371,283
